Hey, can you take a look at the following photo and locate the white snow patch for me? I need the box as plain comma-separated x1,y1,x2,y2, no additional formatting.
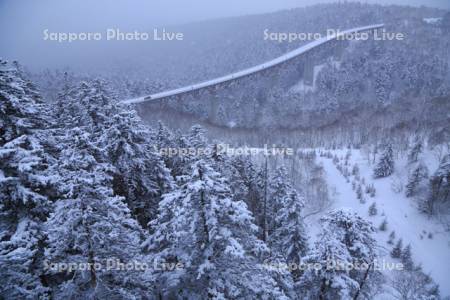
311,149,450,298
290,63,327,93
423,17,442,25
227,121,237,128
290,80,315,93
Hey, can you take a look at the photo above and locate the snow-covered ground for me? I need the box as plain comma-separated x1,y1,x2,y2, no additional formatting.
290,59,341,94
290,63,326,93
310,149,450,297
423,17,442,25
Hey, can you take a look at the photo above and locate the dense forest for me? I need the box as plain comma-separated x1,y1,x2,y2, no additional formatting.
1,2,450,299
1,57,448,298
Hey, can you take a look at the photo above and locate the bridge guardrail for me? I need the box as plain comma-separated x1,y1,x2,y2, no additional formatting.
123,24,384,105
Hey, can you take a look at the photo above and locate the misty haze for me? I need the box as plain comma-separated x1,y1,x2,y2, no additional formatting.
1,0,450,299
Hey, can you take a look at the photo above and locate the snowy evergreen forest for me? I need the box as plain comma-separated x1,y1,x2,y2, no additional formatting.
1,2,450,299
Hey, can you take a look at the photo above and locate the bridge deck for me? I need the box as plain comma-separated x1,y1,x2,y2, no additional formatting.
123,24,384,104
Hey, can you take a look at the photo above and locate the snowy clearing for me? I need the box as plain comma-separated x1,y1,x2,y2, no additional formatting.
312,149,450,297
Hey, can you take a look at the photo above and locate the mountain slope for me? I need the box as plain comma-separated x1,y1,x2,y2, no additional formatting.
313,149,450,297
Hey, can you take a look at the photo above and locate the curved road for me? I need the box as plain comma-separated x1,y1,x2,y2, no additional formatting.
123,24,384,105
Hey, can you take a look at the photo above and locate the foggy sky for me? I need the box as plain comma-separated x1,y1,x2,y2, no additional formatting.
0,0,448,71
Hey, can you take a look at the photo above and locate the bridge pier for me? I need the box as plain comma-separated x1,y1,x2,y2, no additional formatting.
127,24,385,129
207,89,221,123
333,39,348,61
303,56,315,86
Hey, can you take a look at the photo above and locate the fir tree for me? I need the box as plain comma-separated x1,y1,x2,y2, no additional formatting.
379,219,388,231
352,164,360,177
172,124,210,176
407,136,423,166
387,231,396,245
391,239,403,258
255,159,270,242
405,162,429,198
230,156,261,216
356,184,363,199
99,108,173,227
213,155,248,205
424,154,450,215
0,60,54,298
0,59,48,145
186,124,208,151
368,202,378,216
268,167,290,235
43,128,147,298
58,79,174,227
269,167,308,280
144,160,288,299
332,155,339,164
58,79,117,133
154,121,178,170
401,244,414,271
364,183,377,198
54,71,76,124
373,144,395,178
300,210,380,299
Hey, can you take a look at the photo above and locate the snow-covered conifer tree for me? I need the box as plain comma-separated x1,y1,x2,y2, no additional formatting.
44,129,148,298
368,202,378,216
300,210,380,299
99,108,173,226
401,244,414,271
379,219,388,231
0,60,54,298
405,162,429,198
58,79,117,133
373,143,394,178
144,160,288,299
388,231,396,245
424,154,450,215
407,136,423,166
391,239,403,259
269,167,308,280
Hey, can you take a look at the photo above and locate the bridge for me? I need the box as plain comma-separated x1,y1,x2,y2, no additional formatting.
124,24,384,127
